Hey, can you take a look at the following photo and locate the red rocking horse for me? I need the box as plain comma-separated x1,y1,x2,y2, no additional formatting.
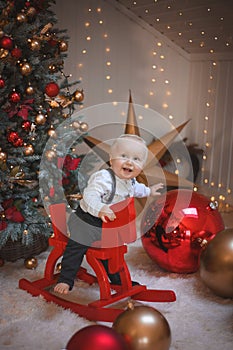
19,198,176,322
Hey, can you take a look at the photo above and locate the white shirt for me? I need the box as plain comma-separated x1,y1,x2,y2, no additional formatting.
80,169,150,217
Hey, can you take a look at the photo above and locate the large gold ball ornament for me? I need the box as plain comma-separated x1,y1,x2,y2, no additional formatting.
24,144,34,156
47,127,57,138
73,89,84,102
20,62,32,76
200,228,233,298
113,304,171,350
35,112,46,125
24,257,38,269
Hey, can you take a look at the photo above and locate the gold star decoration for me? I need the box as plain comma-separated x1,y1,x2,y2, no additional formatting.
83,91,193,192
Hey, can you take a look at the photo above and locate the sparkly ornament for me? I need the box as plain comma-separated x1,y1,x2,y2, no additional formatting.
73,89,84,102
21,120,31,132
28,38,41,51
9,91,21,103
45,150,56,161
45,82,60,97
0,78,5,88
141,189,224,273
11,47,22,59
20,62,32,76
66,325,128,350
200,228,233,298
79,122,88,132
0,35,13,49
56,262,62,272
113,303,171,350
48,64,58,73
7,131,19,143
13,138,24,147
72,121,80,129
25,84,34,95
59,40,68,52
23,144,34,156
24,257,38,269
16,13,27,23
35,112,46,125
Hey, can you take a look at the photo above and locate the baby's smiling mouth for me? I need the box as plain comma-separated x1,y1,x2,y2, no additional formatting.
123,167,133,173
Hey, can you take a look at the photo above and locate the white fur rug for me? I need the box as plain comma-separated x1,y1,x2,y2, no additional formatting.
0,239,232,350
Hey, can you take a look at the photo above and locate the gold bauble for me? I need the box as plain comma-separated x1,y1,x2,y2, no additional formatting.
48,64,58,73
35,112,46,125
17,13,27,23
47,128,57,138
200,228,233,298
24,257,38,269
45,150,57,161
0,151,7,162
113,304,171,350
29,38,41,51
72,121,80,129
79,122,88,132
20,62,32,76
59,40,68,52
24,144,34,156
0,48,9,58
73,89,84,102
25,85,35,95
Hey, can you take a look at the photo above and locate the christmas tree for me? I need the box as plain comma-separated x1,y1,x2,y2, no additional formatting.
0,0,88,262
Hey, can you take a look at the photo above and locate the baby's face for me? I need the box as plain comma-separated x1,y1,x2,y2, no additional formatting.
110,138,147,180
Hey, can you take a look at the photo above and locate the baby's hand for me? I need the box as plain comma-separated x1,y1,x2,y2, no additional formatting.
150,183,164,196
98,205,116,223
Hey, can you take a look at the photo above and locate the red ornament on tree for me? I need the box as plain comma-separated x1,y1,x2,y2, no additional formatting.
13,138,24,147
7,131,19,143
66,325,128,350
9,91,21,103
45,82,60,97
0,78,5,89
0,36,13,50
11,47,22,59
21,120,31,132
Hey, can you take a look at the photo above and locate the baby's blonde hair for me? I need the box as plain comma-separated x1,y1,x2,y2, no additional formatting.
110,134,148,162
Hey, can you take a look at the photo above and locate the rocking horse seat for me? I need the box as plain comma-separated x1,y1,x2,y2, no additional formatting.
19,197,176,322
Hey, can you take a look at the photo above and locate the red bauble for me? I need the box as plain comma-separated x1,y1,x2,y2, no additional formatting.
0,78,5,89
0,36,13,50
141,189,224,273
11,47,22,59
13,138,24,147
66,325,128,350
9,91,21,103
21,120,31,132
7,131,19,143
45,82,60,97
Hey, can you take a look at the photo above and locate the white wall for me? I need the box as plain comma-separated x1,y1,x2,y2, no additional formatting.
54,0,233,205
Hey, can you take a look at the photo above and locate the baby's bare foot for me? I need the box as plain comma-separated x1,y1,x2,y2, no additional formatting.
54,282,70,294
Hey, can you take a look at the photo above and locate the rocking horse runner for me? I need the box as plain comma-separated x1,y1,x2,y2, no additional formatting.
19,135,176,322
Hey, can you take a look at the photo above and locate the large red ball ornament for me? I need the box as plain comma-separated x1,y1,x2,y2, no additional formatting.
0,35,13,49
7,131,19,143
45,82,60,97
0,78,5,88
141,189,224,273
66,325,128,350
200,228,233,298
